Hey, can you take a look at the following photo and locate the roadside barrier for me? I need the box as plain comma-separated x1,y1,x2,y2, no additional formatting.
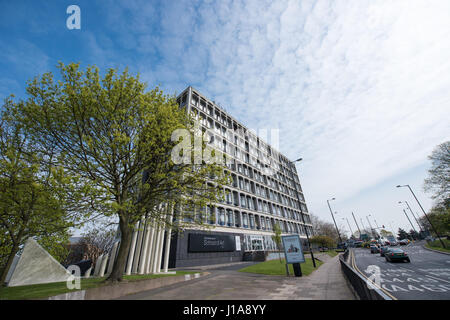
339,250,393,300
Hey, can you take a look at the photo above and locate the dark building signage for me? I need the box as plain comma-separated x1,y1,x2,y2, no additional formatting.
188,233,236,252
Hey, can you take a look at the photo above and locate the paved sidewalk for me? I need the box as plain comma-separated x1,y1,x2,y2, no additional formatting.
119,253,356,300
268,254,356,299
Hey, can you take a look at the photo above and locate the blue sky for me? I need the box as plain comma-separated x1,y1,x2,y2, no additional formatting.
1,0,449,236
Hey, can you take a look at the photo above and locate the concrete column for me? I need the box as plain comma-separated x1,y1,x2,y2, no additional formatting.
99,253,109,277
106,242,119,275
131,218,145,274
138,219,151,274
152,223,163,273
144,227,155,274
163,205,174,272
145,222,157,274
155,215,166,273
94,254,103,276
84,267,92,278
125,221,139,275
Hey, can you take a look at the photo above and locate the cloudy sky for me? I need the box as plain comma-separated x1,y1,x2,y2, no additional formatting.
1,0,449,236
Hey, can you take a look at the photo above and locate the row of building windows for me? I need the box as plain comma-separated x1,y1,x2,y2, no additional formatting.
179,205,313,236
179,91,297,180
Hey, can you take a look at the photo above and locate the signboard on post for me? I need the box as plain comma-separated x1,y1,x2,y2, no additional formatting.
281,235,305,264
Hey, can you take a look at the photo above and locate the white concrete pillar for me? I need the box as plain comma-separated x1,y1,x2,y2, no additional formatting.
94,254,103,276
106,242,119,275
138,219,151,274
131,218,145,274
155,217,166,273
84,267,92,278
125,221,139,275
144,223,155,274
152,223,162,273
99,253,109,277
163,205,174,272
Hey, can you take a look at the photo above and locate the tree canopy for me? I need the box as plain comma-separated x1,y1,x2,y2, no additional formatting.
5,62,230,281
0,112,86,284
424,141,450,207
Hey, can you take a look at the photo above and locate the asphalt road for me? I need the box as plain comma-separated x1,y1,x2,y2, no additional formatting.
352,241,450,300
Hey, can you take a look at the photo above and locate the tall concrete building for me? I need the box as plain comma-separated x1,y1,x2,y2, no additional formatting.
167,86,313,267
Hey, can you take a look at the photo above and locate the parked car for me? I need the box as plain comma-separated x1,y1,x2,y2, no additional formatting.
380,246,390,257
370,245,380,254
385,248,410,262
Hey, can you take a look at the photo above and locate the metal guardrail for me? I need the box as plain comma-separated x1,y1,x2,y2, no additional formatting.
339,250,393,300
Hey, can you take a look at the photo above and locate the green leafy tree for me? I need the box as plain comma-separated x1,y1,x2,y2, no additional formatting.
310,235,335,249
418,205,450,236
271,223,283,262
380,229,393,237
409,230,420,240
6,63,229,282
424,141,450,206
397,228,409,240
0,113,86,285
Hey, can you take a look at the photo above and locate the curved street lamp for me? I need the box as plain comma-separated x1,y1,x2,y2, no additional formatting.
327,198,342,244
398,201,424,232
397,184,446,248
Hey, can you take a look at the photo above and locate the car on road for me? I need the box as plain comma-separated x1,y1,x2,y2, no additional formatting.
380,246,390,257
370,245,380,254
399,239,409,245
337,242,348,250
354,241,363,248
384,248,410,262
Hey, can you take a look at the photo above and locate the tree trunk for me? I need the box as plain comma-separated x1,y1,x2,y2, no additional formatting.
0,243,20,286
107,215,132,282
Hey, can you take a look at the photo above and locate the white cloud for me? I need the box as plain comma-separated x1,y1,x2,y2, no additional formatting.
144,0,450,223
81,0,450,227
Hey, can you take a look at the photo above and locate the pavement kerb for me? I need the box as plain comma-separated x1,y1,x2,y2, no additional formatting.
47,271,210,300
422,245,450,255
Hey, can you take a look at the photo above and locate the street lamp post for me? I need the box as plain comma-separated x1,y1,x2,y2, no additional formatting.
403,208,418,235
366,215,375,239
389,221,396,237
399,201,424,233
292,158,316,269
397,185,446,248
343,217,353,238
351,212,362,238
327,198,342,244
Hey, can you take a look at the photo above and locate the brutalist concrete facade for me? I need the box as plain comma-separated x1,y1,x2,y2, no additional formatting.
168,87,313,268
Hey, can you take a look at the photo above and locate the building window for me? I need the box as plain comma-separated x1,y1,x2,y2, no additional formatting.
227,209,233,226
242,213,249,228
218,208,225,226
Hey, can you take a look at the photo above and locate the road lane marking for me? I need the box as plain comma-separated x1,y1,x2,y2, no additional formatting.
351,250,398,300
425,275,450,284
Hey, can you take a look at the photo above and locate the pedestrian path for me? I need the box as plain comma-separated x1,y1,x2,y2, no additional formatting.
268,254,356,299
119,252,356,300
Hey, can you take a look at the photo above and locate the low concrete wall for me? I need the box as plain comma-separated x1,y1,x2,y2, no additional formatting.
48,272,208,300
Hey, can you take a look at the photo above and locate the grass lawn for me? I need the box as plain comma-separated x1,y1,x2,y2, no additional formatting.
0,271,198,300
238,258,322,276
425,239,450,254
324,250,339,257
